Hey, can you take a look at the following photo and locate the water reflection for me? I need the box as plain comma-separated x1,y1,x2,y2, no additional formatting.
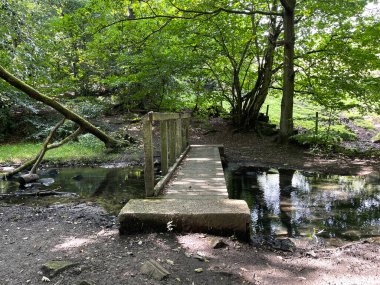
226,167,380,240
1,167,145,214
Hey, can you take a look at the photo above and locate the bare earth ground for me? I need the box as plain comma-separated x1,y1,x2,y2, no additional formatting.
1,117,380,285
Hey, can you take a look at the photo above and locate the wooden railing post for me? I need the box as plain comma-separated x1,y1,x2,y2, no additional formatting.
160,120,169,175
143,112,154,197
169,119,176,166
175,115,182,157
182,117,190,150
142,112,191,196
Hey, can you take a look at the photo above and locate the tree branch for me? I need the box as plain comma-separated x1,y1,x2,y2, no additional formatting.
169,1,283,17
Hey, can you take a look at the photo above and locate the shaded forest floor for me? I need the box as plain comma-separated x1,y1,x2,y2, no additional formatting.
1,203,379,285
1,116,380,285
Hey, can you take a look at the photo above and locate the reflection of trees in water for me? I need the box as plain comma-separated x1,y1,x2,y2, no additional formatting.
91,170,120,197
228,171,272,235
92,169,145,201
252,177,272,236
278,169,298,237
228,168,380,239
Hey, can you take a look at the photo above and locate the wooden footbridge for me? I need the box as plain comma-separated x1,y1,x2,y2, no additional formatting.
119,112,250,239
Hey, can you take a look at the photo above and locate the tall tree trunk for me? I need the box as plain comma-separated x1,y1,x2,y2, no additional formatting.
0,65,124,148
241,0,280,129
279,0,295,142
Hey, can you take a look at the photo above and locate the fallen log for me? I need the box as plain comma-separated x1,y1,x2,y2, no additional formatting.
0,189,78,199
18,173,40,186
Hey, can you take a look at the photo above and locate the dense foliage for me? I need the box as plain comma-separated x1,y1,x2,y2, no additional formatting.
0,0,379,143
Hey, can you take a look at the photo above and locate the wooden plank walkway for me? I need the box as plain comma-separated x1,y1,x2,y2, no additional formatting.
163,145,228,199
119,145,251,239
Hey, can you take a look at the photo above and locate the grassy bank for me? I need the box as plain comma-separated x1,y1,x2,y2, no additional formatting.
0,133,133,164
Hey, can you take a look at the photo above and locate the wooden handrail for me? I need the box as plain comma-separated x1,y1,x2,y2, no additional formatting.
142,112,191,197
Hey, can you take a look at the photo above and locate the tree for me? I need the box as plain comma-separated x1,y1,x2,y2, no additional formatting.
279,0,295,141
0,65,125,148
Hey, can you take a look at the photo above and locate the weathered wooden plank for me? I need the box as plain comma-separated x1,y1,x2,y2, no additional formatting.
143,112,154,197
152,113,180,121
143,112,191,121
153,145,190,196
160,120,169,175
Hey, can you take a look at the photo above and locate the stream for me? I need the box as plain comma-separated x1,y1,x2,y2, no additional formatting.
1,165,379,241
225,166,380,241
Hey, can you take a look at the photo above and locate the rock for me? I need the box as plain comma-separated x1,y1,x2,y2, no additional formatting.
72,174,83,181
0,166,15,173
194,268,203,273
194,255,207,262
166,259,174,265
208,237,228,249
41,260,78,277
38,178,55,186
140,259,170,281
23,183,41,189
306,251,317,258
271,238,295,252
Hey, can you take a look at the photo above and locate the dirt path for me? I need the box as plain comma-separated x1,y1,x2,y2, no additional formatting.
1,203,379,285
189,118,380,176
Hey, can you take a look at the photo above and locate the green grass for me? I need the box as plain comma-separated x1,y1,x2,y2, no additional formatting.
261,95,376,134
261,95,324,129
0,134,111,164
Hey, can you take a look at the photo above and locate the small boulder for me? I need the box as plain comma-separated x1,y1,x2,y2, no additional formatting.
140,259,170,281
0,166,15,173
72,175,84,181
208,237,228,249
41,260,78,277
38,178,55,186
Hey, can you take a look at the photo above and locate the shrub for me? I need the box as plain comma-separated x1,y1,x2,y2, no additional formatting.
291,128,357,148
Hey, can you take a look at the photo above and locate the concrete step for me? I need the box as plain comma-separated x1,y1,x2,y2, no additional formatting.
119,198,251,240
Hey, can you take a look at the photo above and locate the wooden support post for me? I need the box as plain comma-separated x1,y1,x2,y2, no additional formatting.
169,120,176,166
160,120,169,175
176,116,182,157
266,105,270,117
181,120,186,152
183,118,190,149
143,112,154,197
315,111,319,135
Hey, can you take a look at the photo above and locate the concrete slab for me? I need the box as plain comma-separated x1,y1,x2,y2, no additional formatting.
119,199,251,240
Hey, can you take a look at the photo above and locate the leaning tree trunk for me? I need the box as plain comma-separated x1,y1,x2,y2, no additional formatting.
0,65,124,148
4,121,83,179
279,0,295,142
241,0,281,129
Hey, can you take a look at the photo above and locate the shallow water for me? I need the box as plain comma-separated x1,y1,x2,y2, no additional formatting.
2,165,380,240
225,167,380,240
1,166,146,214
